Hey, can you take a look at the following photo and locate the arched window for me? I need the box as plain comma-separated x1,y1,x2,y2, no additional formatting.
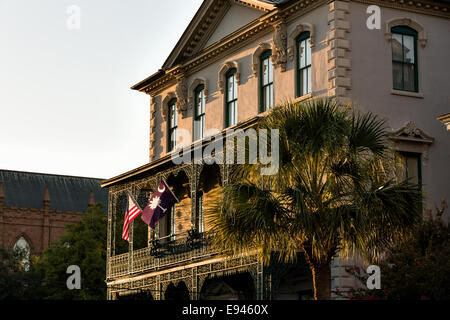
260,50,274,112
296,31,312,97
391,26,418,92
14,236,31,271
225,68,238,127
194,84,206,141
167,98,178,152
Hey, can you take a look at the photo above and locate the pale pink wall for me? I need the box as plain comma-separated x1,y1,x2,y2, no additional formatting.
348,2,450,214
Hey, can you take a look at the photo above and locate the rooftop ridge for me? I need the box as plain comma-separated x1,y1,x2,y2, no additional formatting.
0,169,105,181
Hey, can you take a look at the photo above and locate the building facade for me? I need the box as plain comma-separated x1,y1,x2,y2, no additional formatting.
102,0,450,300
0,170,108,257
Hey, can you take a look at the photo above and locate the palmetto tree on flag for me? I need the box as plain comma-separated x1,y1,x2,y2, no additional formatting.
141,180,179,229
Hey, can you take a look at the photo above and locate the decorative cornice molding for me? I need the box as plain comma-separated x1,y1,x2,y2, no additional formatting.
287,22,315,61
352,0,450,19
390,121,435,164
437,113,450,131
175,76,188,118
390,121,435,144
232,0,275,12
163,0,228,69
272,19,288,71
162,92,177,121
252,42,276,77
218,61,241,94
385,17,428,48
188,78,209,112
140,0,449,96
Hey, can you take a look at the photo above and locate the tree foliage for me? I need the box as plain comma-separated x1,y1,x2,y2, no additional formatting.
338,200,450,300
0,246,41,299
34,203,107,299
207,98,423,299
0,203,108,300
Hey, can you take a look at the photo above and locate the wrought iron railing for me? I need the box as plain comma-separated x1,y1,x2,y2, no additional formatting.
108,231,217,279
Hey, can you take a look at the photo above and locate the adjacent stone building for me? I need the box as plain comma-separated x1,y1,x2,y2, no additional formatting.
102,0,450,300
0,170,108,257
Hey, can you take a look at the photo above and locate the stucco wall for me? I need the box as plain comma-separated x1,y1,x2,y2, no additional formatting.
151,3,330,160
348,2,450,213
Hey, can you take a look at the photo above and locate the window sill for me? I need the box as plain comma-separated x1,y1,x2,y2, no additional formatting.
391,89,424,99
293,93,313,103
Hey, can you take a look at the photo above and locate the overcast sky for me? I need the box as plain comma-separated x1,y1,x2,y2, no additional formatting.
0,0,203,179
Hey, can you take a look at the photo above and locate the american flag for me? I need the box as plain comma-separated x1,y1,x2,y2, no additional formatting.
122,194,142,241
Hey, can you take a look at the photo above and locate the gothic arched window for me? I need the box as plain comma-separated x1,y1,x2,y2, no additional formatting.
14,236,31,271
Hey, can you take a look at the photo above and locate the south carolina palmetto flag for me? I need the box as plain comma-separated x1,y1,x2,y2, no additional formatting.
122,194,143,241
141,180,179,229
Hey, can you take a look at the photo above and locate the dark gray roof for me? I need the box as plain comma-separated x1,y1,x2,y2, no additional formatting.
0,170,108,212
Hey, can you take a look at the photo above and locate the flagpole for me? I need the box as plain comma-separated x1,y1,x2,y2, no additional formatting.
126,190,144,212
162,179,180,203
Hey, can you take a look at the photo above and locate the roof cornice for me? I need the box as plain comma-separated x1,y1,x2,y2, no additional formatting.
100,115,261,188
133,0,450,95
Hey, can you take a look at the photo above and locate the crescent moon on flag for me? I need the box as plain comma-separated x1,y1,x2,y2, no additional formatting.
157,185,166,193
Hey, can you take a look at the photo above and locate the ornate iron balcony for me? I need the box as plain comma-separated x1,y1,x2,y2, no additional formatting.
108,231,217,279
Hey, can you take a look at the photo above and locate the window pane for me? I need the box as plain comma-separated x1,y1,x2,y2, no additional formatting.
403,35,415,63
268,59,273,84
170,128,177,150
266,84,273,109
170,105,175,127
398,153,421,185
264,86,270,110
403,64,416,91
307,66,311,94
233,76,238,100
200,116,204,138
306,39,311,66
300,40,306,68
263,59,269,85
233,101,237,124
194,120,199,141
302,69,308,96
196,93,201,115
392,61,403,90
195,117,204,140
392,33,403,61
196,90,205,116
406,155,419,184
227,76,234,102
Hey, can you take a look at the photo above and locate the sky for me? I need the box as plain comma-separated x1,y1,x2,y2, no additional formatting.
0,0,204,179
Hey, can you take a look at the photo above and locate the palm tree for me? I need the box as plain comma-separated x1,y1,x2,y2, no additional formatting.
207,98,423,300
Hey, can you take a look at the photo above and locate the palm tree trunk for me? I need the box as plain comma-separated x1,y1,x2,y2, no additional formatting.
311,263,331,300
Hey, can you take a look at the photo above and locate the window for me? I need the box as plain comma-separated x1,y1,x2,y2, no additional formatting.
168,98,178,152
225,68,238,127
160,205,176,241
196,192,204,233
391,26,418,92
260,50,274,112
398,152,422,185
296,32,311,97
194,84,206,141
14,237,30,271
